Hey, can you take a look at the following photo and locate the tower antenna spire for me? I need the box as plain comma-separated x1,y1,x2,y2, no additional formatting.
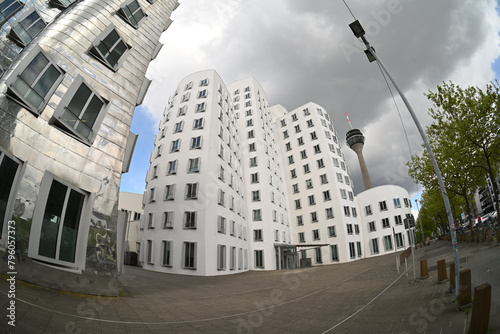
346,112,354,130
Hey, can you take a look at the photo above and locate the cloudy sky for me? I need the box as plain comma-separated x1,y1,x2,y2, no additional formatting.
121,0,500,201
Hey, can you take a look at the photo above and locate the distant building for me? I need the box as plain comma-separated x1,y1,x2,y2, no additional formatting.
0,0,179,295
118,192,143,265
141,69,413,276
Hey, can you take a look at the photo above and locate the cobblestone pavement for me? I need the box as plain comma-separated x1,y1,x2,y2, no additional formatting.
1,240,498,333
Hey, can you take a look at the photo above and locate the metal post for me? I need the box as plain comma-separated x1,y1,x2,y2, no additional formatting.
350,19,460,299
410,228,416,281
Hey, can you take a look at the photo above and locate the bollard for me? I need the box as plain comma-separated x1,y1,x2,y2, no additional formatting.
437,259,448,283
487,230,493,243
458,269,472,309
449,262,455,292
420,259,429,280
469,283,491,334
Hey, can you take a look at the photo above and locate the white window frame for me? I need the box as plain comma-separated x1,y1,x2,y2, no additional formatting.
27,172,91,272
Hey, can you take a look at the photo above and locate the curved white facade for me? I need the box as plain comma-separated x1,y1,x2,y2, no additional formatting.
356,185,413,257
141,69,415,276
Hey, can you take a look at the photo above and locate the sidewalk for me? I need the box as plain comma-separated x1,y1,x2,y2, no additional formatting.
1,240,498,333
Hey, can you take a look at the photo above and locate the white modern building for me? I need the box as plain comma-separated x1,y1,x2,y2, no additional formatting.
356,185,413,258
118,192,143,263
274,102,362,265
141,69,414,276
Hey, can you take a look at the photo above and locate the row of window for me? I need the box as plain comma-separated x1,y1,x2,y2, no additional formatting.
217,216,248,239
296,207,335,225
367,215,407,232
364,198,412,216
369,233,405,254
297,224,338,243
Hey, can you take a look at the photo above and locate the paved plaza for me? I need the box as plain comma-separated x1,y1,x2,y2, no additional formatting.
1,240,499,333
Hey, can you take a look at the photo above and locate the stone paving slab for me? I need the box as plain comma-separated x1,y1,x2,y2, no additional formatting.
1,240,498,333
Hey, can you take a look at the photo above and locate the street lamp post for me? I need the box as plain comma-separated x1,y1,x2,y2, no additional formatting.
348,20,460,299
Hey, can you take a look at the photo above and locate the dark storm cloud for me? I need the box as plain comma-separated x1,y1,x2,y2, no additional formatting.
144,0,500,196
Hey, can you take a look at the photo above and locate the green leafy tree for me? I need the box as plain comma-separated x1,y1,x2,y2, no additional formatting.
408,81,500,222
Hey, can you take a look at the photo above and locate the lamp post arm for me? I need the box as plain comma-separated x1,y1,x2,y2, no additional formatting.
365,46,460,299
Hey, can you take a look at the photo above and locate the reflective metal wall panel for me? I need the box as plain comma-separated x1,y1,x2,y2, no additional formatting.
0,0,180,295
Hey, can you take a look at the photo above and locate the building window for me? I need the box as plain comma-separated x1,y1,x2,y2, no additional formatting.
328,226,336,237
218,189,225,206
255,250,264,268
344,206,350,217
395,233,404,248
315,248,322,263
383,235,393,251
317,159,325,169
311,211,318,222
193,117,204,129
9,8,46,47
295,199,301,210
190,136,202,149
355,224,360,234
349,242,356,259
249,143,256,152
185,183,198,199
294,125,301,133
395,215,403,225
253,209,262,221
297,137,304,145
164,184,175,200
340,189,347,199
357,242,362,257
147,212,154,229
167,160,177,175
251,172,259,183
323,190,331,201
183,211,197,229
292,113,298,121
183,242,196,269
365,205,373,216
298,232,305,243
312,229,320,240
217,245,226,270
296,215,303,226
117,0,146,28
163,212,174,229
320,174,328,184
248,130,254,139
30,174,88,266
382,218,390,228
303,164,310,174
217,216,226,234
370,238,379,254
0,0,23,26
300,150,307,159
89,25,130,71
288,155,294,164
161,240,173,266
51,76,108,143
188,158,200,173
147,240,153,264
314,144,321,154
379,201,388,211
368,221,376,232
250,156,257,167
6,47,64,113
170,139,181,152
308,195,316,206
174,121,184,133
326,207,334,219
307,119,313,127
330,245,339,261
178,105,187,116
198,89,207,98
199,78,209,86
347,224,353,235
195,102,206,112
290,169,297,179
254,229,263,241
252,190,260,202
310,131,318,140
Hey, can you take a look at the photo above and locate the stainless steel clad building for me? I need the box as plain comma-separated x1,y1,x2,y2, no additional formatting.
0,0,178,295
